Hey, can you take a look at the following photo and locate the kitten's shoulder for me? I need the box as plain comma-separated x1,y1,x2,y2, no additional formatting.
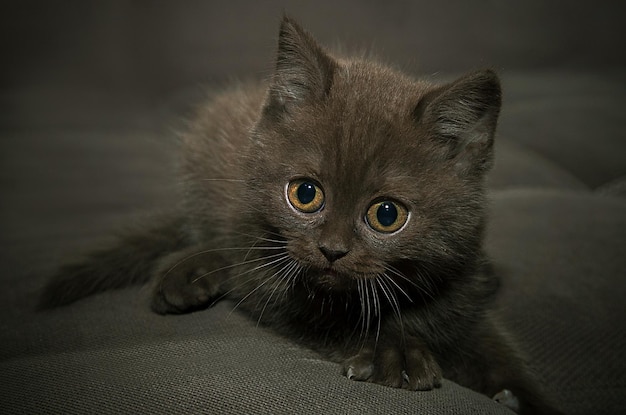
206,81,267,118
184,81,267,147
177,81,266,218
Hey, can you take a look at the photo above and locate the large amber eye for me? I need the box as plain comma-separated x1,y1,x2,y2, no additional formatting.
287,179,325,213
366,200,409,233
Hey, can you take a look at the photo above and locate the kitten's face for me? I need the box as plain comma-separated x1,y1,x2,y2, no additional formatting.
241,18,499,293
247,63,488,291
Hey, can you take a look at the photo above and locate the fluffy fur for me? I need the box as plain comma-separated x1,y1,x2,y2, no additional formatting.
40,16,561,414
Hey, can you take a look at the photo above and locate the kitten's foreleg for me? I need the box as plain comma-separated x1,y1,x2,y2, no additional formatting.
342,336,443,391
150,247,229,314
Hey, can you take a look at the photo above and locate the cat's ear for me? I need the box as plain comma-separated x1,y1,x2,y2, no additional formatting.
414,70,501,173
263,15,337,118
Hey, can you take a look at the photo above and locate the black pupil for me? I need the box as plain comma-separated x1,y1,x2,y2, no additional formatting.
377,202,398,227
297,183,316,204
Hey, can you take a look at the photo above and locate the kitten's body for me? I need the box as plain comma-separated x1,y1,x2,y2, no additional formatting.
41,17,561,414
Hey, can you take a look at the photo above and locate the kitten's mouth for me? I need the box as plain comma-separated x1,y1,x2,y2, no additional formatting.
322,268,339,278
314,267,358,291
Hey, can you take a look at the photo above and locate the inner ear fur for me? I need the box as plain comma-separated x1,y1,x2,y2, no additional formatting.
414,70,502,172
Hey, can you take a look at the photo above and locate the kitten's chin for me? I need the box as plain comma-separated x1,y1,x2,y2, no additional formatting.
311,267,359,291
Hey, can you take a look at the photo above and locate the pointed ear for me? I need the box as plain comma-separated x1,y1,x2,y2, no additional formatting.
263,16,337,118
415,70,502,173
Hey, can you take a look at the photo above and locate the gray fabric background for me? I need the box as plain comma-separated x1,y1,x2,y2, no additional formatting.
1,1,625,414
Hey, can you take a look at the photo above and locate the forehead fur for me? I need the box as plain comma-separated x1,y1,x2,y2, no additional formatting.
259,59,449,202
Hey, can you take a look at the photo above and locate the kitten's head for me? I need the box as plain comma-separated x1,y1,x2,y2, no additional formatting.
245,16,501,292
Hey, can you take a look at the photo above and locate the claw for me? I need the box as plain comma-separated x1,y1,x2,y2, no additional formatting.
493,389,520,413
346,367,356,380
402,370,410,384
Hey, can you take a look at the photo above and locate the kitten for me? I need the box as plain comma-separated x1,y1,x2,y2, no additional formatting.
40,16,561,415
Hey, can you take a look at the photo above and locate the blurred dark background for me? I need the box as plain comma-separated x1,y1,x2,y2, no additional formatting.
2,1,626,128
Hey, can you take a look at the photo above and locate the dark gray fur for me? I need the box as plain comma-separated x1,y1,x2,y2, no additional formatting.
40,16,562,415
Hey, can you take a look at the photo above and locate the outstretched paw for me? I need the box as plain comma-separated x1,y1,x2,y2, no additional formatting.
342,340,442,391
493,389,520,413
150,250,226,315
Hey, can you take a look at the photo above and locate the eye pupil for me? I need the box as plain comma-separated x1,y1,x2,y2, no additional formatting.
297,182,317,204
377,202,398,227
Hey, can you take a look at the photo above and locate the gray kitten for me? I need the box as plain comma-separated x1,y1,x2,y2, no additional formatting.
41,16,561,415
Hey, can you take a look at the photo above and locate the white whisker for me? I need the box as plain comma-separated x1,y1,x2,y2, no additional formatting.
382,273,414,304
256,259,300,326
278,261,303,303
200,178,245,182
388,264,437,303
378,274,406,346
204,253,292,306
356,279,366,342
231,230,288,245
189,251,287,284
357,278,374,344
377,276,401,322
161,246,286,281
228,255,293,315
385,264,420,289
370,278,382,350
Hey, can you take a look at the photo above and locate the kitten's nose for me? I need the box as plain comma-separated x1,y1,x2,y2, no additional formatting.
319,246,348,263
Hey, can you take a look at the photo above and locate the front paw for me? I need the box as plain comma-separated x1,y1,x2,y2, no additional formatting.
493,389,520,413
342,340,442,391
150,250,225,315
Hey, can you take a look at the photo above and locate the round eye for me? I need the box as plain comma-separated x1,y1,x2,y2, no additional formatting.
287,179,325,213
366,200,409,233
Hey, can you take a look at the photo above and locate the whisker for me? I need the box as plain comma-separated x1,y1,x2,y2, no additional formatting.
385,264,420,289
356,279,366,343
378,274,406,346
389,265,438,304
415,266,441,296
360,278,373,343
200,253,293,307
256,259,300,326
370,278,382,350
212,252,293,311
380,268,414,303
241,234,282,264
258,259,298,308
254,228,288,240
200,178,245,182
189,251,287,284
161,246,286,280
377,275,402,322
228,256,293,315
242,238,260,264
232,230,288,245
278,261,303,303
227,252,291,286
156,248,288,298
